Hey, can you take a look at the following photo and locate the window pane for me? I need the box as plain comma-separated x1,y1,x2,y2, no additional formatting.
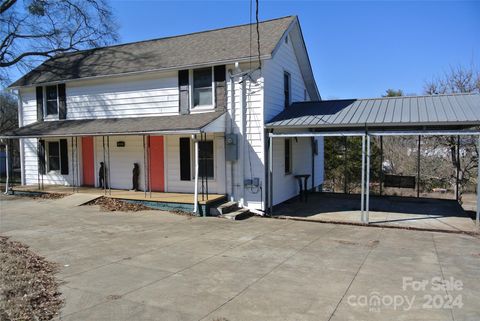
48,142,60,171
46,85,57,100
194,88,212,106
46,85,58,115
284,139,291,174
193,68,212,88
198,141,214,179
193,68,212,106
46,100,58,115
284,72,290,109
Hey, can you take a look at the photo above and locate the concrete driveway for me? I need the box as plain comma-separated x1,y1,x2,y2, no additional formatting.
1,194,479,321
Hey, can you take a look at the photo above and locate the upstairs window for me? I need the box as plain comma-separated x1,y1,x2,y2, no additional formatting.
46,85,58,116
284,71,291,109
193,67,213,107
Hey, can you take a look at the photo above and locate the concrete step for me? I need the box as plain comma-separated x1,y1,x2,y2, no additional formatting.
52,193,101,207
220,208,252,221
211,201,239,216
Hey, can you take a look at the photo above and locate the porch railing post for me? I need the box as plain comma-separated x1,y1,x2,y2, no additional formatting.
71,137,75,193
193,135,199,215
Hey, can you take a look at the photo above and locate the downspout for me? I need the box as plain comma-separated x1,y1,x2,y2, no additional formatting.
240,74,246,207
228,68,236,202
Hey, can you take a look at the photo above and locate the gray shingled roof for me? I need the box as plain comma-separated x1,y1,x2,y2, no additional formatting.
0,111,225,138
266,93,480,130
10,16,295,88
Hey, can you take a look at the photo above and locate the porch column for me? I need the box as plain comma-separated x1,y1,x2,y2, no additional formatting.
107,136,111,195
71,137,75,193
4,139,9,194
360,135,366,223
143,135,147,198
193,135,200,215
102,136,106,195
268,135,273,215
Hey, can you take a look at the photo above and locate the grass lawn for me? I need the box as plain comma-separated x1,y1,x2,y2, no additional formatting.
0,236,63,321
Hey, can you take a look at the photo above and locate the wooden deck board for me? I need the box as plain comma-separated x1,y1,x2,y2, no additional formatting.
12,185,225,205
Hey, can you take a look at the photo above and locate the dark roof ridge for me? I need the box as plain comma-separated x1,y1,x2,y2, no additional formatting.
56,15,296,58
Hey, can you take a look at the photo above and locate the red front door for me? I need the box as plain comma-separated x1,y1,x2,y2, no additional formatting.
149,136,165,192
82,137,95,186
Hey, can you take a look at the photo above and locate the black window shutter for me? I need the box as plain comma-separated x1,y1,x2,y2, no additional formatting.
38,140,46,174
58,84,67,119
178,70,189,115
179,137,191,181
60,139,69,175
36,86,44,121
214,65,226,110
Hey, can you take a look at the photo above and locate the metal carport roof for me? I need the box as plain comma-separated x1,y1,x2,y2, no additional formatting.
266,93,480,131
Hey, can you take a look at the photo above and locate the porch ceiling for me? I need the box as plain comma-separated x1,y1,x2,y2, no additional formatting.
0,111,225,138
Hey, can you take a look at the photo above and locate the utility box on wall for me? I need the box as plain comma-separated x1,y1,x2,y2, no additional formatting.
225,134,238,161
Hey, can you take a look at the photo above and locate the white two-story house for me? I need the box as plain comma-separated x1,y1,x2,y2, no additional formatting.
3,16,324,214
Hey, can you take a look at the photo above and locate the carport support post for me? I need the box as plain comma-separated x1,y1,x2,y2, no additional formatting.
360,135,366,223
366,134,371,223
417,135,421,198
476,136,480,228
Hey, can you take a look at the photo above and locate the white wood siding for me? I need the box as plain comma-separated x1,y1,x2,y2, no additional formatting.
93,135,147,190
23,137,82,186
263,33,324,205
17,71,179,122
263,36,309,122
164,134,226,194
224,64,265,209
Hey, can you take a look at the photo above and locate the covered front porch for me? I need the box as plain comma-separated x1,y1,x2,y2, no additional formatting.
2,112,228,215
10,184,226,215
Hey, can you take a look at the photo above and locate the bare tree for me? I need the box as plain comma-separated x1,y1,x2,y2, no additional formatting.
423,64,480,195
424,64,480,95
0,0,118,84
0,91,17,132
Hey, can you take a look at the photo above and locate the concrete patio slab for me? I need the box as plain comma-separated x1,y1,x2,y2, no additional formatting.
273,192,478,233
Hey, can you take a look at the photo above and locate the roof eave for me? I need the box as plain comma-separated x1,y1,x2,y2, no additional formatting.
8,55,272,89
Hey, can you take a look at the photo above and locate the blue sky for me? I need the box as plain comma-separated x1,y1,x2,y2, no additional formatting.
111,0,480,99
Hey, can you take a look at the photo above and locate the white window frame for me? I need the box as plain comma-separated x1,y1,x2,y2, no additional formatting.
190,67,215,111
43,85,59,120
46,140,61,173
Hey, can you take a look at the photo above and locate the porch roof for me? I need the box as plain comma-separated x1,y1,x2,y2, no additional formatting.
0,111,225,138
